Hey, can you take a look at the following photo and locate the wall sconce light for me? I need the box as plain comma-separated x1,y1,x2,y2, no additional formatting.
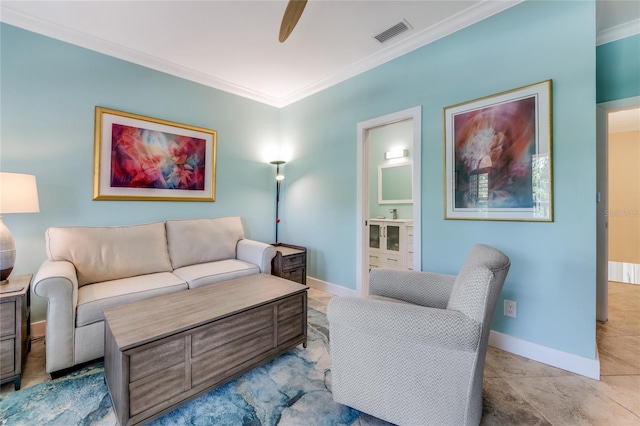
384,149,408,160
0,172,40,284
270,161,286,244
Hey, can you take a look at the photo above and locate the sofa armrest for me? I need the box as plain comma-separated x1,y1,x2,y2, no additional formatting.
327,296,480,352
33,259,79,373
236,239,277,274
369,268,457,309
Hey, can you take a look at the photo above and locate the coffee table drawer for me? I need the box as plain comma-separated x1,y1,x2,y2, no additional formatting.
278,314,304,345
129,363,186,417
192,329,274,387
129,336,185,382
277,295,304,321
192,305,273,357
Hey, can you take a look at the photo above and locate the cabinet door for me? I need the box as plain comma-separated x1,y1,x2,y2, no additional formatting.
386,225,400,252
369,224,381,249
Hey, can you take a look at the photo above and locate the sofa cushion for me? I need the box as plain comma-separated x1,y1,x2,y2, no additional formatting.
173,259,260,289
76,272,187,327
46,222,172,287
166,217,245,269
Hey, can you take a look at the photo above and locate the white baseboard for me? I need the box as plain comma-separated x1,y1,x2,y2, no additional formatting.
307,276,359,297
608,261,640,285
489,330,600,380
32,320,46,338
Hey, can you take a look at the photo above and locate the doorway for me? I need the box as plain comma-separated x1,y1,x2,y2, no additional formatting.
356,106,422,296
596,97,640,322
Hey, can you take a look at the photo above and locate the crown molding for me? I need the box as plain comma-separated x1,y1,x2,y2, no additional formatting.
597,18,640,46
0,5,282,107
2,1,521,108
277,0,522,107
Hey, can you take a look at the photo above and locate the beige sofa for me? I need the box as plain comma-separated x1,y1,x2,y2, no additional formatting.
33,216,277,374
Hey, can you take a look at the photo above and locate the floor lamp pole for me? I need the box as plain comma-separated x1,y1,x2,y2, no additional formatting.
270,161,285,244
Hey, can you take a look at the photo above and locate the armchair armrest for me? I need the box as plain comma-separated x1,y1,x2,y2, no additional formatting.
236,239,277,274
33,259,79,373
369,269,457,309
327,296,480,352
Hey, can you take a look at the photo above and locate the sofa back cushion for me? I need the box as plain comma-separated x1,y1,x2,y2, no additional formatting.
166,217,245,269
46,222,172,287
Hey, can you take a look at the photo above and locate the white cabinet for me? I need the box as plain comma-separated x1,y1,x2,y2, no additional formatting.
369,219,413,271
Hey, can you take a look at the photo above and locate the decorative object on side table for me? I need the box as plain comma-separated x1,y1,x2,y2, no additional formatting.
0,274,32,390
0,173,40,283
443,80,553,221
272,243,307,285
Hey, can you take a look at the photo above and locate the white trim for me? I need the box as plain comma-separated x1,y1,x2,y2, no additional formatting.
0,5,280,107
31,320,46,338
279,1,522,106
0,1,520,108
489,330,600,380
608,261,640,285
356,106,422,297
597,19,640,46
307,276,359,298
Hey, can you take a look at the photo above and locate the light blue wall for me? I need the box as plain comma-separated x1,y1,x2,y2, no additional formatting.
368,120,413,219
281,1,597,358
1,1,599,359
596,34,640,103
1,24,280,322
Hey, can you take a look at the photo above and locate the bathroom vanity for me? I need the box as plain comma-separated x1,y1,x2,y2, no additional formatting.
368,219,413,271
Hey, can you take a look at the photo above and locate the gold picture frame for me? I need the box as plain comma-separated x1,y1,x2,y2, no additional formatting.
93,107,217,201
443,80,553,221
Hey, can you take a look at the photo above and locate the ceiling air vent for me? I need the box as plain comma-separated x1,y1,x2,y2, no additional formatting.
374,19,412,43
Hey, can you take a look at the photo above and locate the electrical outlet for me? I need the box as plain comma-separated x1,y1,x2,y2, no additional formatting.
504,300,517,318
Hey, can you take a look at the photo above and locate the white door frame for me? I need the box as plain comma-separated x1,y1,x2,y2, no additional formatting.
356,106,422,296
596,95,640,321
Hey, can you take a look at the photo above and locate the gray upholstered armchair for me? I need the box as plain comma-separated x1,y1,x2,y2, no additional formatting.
327,244,510,426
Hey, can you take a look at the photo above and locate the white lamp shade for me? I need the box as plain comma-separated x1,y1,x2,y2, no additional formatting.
0,172,40,214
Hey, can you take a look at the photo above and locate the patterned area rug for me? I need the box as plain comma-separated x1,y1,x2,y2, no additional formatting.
0,308,388,426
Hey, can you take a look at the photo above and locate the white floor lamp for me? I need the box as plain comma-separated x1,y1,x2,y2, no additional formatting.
0,172,40,284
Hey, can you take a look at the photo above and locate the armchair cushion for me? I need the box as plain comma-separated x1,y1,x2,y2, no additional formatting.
369,268,456,309
166,217,244,269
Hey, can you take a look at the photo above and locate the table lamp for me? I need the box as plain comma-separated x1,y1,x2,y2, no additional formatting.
0,172,40,284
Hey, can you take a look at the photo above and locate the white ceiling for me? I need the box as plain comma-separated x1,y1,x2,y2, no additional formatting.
2,1,639,107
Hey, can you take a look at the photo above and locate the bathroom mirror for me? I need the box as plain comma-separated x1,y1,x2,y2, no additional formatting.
378,162,413,204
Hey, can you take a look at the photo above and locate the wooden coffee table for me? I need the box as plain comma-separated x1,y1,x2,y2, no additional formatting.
104,273,308,426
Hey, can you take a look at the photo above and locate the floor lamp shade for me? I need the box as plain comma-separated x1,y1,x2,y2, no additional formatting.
0,173,40,283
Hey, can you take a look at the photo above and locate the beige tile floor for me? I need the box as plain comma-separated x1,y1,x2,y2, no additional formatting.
3,282,639,425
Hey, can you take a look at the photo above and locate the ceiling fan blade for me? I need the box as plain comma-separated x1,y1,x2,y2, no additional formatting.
279,0,308,43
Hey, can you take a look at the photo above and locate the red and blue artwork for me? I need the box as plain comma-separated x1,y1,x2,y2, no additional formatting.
110,124,206,191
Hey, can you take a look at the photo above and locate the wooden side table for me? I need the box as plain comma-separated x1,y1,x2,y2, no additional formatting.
0,274,32,390
271,244,307,285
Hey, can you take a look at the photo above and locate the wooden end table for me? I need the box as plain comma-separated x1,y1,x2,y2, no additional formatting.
0,274,32,390
271,243,307,285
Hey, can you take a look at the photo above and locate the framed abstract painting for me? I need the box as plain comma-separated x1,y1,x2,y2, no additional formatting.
93,107,217,201
443,80,553,221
